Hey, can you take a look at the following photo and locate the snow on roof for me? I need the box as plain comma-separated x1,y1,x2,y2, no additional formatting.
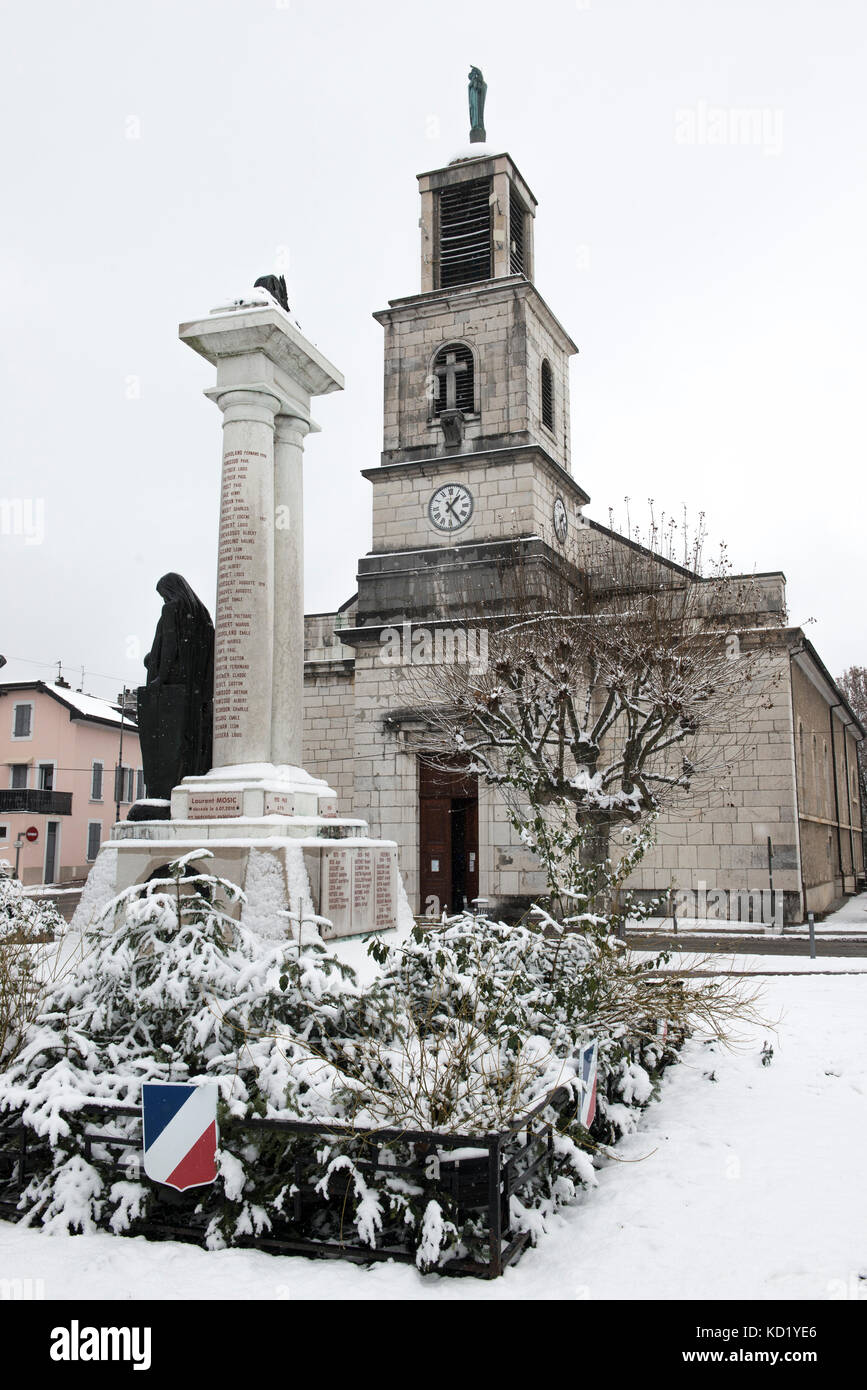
448,143,495,163
2,680,136,728
50,683,135,727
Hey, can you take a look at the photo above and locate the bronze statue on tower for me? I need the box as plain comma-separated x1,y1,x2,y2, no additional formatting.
469,67,487,143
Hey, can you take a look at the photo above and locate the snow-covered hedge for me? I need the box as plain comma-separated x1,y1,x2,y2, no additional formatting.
0,854,683,1271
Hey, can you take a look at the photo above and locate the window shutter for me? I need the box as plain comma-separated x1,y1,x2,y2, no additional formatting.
136,769,144,801
87,823,101,861
126,768,135,803
92,762,103,800
438,178,492,288
114,766,124,804
541,359,554,431
510,187,526,275
13,704,32,738
11,765,28,790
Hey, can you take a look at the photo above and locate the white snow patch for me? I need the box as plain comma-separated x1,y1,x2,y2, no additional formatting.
68,847,118,934
239,850,289,942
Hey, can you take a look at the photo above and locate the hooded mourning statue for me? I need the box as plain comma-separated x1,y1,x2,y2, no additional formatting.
133,573,214,810
253,274,289,313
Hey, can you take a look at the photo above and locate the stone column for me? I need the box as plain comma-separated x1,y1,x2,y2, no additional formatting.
271,413,310,767
211,387,280,769
179,299,343,787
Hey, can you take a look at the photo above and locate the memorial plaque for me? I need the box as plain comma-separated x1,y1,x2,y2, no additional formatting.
188,791,243,819
351,847,374,933
264,791,295,816
374,847,396,930
321,848,351,937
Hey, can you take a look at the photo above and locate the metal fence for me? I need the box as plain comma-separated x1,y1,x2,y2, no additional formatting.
0,1085,574,1279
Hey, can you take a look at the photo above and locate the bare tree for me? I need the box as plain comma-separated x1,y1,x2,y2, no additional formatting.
403,509,784,906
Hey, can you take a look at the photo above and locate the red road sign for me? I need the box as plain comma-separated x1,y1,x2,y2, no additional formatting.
24,826,39,843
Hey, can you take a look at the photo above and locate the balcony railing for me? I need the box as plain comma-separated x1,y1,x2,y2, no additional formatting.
0,790,73,816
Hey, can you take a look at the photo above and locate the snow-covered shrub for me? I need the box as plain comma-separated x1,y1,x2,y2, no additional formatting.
0,853,694,1269
0,877,65,1064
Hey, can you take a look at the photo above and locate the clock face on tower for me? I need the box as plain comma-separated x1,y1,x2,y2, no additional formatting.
428,482,474,532
553,495,568,544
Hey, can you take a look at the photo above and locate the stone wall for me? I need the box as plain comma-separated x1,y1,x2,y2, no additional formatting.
791,658,864,909
302,610,356,810
624,638,803,922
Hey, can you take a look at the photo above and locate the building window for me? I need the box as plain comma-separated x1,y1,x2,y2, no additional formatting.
0,825,8,841
510,187,526,275
10,764,28,790
91,761,104,801
38,763,54,791
86,822,102,862
12,703,33,739
432,342,475,416
438,177,492,288
114,766,136,804
541,359,555,431
136,769,145,802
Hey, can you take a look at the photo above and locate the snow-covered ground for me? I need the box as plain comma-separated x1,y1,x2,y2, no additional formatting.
2,963,864,1301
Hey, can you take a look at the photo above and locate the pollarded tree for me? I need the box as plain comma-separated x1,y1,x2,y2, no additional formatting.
406,508,785,912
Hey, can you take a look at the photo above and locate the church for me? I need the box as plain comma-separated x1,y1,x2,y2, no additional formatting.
299,125,864,927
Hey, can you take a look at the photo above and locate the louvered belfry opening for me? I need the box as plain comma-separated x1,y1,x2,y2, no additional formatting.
541,359,554,430
438,177,492,288
433,342,475,415
510,186,526,275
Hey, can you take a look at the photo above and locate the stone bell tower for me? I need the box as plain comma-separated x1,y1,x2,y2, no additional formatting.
340,85,591,914
354,138,587,627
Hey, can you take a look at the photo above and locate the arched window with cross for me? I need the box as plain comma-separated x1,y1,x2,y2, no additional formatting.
430,342,475,417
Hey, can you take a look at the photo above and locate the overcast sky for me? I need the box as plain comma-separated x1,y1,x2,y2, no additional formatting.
1,0,864,701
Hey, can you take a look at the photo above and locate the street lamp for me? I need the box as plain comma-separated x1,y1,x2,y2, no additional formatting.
115,685,129,825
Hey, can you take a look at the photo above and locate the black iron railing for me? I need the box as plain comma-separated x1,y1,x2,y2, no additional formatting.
0,1086,574,1279
0,790,72,816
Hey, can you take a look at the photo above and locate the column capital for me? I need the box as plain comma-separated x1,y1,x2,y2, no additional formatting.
205,386,282,427
274,413,312,445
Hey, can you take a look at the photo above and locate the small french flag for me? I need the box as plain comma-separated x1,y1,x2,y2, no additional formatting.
578,1040,598,1129
141,1083,219,1192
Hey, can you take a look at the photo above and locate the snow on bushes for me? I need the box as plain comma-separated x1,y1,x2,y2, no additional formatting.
0,852,685,1271
0,875,66,1065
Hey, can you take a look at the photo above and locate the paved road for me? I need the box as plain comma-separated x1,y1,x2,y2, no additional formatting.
628,932,867,957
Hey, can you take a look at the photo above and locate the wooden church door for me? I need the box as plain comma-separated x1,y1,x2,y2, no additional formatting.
418,762,479,914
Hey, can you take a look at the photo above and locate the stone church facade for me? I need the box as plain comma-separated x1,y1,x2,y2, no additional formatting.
301,147,864,926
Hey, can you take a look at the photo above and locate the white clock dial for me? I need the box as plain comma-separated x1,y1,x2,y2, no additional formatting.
429,482,474,532
553,495,568,544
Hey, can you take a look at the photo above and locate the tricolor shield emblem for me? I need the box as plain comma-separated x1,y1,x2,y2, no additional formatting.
578,1040,598,1129
141,1082,219,1191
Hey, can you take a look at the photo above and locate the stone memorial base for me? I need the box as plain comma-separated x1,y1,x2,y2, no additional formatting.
170,763,340,821
80,764,404,943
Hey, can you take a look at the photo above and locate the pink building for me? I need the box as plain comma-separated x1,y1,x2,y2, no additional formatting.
0,680,142,885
